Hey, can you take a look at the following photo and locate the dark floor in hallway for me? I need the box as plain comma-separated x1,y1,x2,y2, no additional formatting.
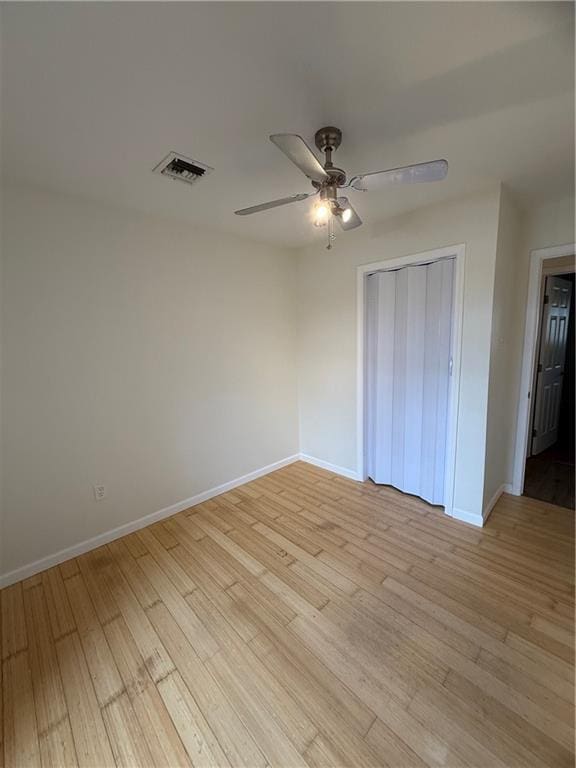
524,443,575,510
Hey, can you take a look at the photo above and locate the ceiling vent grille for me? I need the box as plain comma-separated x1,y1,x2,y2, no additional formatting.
153,152,213,186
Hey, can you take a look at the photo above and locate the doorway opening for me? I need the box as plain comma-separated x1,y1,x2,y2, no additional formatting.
513,244,576,509
524,268,574,509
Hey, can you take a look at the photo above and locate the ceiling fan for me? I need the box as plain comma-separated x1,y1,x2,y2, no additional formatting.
234,126,448,248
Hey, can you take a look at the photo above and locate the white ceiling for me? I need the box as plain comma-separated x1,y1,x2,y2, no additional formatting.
1,2,574,248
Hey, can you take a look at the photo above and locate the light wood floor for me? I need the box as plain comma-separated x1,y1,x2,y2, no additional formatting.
1,461,574,767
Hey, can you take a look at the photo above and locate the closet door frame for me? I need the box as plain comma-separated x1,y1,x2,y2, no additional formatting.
356,243,466,518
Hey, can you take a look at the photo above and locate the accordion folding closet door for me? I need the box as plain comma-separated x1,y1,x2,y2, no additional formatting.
366,258,455,506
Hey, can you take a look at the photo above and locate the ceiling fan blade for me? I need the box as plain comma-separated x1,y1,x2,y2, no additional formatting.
337,197,363,230
234,193,312,216
349,159,448,192
270,134,329,183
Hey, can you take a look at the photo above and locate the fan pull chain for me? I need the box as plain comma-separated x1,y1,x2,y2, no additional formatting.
326,217,336,250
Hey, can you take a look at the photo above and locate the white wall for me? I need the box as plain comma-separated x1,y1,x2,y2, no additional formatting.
296,187,501,522
1,183,298,578
522,196,575,253
483,186,523,513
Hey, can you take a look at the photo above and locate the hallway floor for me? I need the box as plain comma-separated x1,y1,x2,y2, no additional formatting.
524,443,575,510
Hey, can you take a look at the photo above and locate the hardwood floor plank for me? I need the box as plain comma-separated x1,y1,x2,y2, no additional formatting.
137,528,197,596
77,549,121,626
156,671,231,768
250,483,304,512
225,524,332,608
1,583,27,660
365,718,428,768
99,559,175,685
168,542,260,643
505,630,574,683
277,511,349,549
107,540,161,611
417,676,552,768
137,552,218,661
23,584,78,767
444,670,574,768
55,632,115,767
399,567,512,639
255,522,358,595
103,617,192,767
304,732,363,768
191,502,235,532
146,601,267,768
149,521,180,550
259,570,324,618
248,623,376,740
531,614,574,647
206,650,310,767
64,574,124,708
59,558,80,581
380,578,574,701
102,691,155,768
21,573,43,591
321,598,448,695
38,717,79,768
355,586,480,661
42,566,77,641
408,686,510,768
288,612,454,767
476,649,574,725
190,586,317,751
438,643,575,751
166,517,237,590
2,651,41,768
122,532,149,559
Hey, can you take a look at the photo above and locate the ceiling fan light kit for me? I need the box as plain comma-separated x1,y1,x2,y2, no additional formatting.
235,126,448,249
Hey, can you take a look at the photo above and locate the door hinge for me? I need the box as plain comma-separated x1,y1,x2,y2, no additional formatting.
532,427,538,438
543,294,549,305
537,363,543,373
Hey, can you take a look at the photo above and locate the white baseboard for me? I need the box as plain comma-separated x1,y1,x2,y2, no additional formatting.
451,482,509,529
298,453,360,481
483,483,507,524
0,454,300,589
451,508,484,528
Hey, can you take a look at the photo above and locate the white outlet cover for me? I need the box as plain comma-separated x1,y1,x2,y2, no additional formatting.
93,485,106,501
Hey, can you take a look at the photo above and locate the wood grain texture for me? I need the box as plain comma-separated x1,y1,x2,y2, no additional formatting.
1,461,574,766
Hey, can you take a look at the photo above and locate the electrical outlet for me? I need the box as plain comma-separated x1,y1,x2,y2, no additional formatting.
93,485,106,501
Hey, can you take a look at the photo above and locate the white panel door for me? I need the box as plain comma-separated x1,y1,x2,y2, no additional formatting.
366,259,454,505
531,275,572,455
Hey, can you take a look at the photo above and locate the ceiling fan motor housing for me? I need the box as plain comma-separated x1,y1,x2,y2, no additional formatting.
314,126,342,153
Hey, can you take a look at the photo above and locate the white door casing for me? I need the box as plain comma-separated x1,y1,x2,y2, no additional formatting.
531,275,572,455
